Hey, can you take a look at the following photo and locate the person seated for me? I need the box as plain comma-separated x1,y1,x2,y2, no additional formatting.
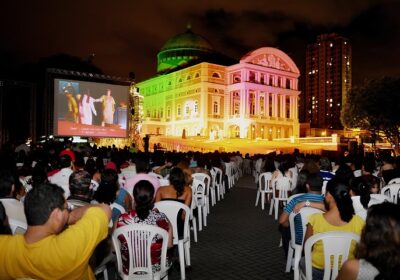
155,167,192,208
349,176,374,220
278,173,325,256
337,202,400,280
116,180,173,274
302,178,365,280
92,169,131,224
0,170,27,229
0,183,111,279
67,170,93,209
48,154,74,198
155,167,192,238
125,153,160,199
318,157,335,181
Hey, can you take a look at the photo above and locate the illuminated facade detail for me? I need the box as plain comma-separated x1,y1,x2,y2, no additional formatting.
139,34,300,139
304,33,352,129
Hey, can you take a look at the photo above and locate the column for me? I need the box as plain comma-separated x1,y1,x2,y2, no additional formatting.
255,90,259,116
273,94,278,117
282,95,286,119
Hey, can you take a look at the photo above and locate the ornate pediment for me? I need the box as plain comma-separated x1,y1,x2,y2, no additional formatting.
250,54,291,71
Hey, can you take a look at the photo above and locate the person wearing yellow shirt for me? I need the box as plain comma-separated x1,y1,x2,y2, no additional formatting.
303,178,365,280
0,183,111,280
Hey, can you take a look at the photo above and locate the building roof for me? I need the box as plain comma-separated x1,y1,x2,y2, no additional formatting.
160,27,214,52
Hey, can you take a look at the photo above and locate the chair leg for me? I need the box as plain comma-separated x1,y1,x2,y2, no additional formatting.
178,243,186,279
197,206,203,231
269,198,274,215
261,192,265,210
203,205,207,227
274,200,279,220
184,241,191,266
286,245,294,272
191,217,198,243
255,190,260,206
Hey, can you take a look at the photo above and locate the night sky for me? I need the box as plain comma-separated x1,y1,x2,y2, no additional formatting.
1,0,399,86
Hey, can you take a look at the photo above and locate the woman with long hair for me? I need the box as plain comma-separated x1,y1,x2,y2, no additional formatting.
155,167,192,208
116,180,173,274
338,202,400,280
303,178,365,280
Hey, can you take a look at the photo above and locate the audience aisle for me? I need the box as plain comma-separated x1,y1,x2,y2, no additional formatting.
168,175,292,280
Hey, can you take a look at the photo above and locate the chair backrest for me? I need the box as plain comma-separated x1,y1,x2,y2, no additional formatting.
191,179,205,209
8,218,27,235
289,207,323,247
210,167,223,187
273,176,292,199
112,224,169,279
259,172,273,192
304,231,360,280
381,183,400,204
368,193,389,207
387,177,400,185
286,193,305,206
154,201,190,243
148,172,164,180
192,173,211,195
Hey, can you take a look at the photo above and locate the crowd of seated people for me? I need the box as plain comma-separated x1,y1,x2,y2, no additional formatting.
0,139,246,278
1,138,400,279
258,149,400,279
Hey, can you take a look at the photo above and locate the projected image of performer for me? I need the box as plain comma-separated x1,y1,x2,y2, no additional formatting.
63,83,79,123
79,89,98,125
96,89,116,126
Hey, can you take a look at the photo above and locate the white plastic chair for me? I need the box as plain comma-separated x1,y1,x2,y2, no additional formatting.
381,183,400,204
269,176,292,220
255,172,273,210
188,183,198,242
154,201,191,280
211,167,224,201
112,224,170,280
192,173,211,214
286,207,323,280
224,162,235,189
302,231,360,280
192,179,207,230
8,217,27,235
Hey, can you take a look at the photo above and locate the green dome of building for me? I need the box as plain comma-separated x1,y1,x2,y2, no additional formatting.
157,26,216,73
160,28,214,52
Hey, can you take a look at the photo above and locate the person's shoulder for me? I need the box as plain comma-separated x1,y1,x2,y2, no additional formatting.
338,259,359,280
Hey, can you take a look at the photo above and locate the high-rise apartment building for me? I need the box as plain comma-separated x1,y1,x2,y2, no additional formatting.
304,33,351,129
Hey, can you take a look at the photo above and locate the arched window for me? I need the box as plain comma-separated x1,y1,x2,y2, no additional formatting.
212,72,221,78
167,107,171,118
177,105,181,116
195,73,200,78
187,75,191,80
213,101,219,114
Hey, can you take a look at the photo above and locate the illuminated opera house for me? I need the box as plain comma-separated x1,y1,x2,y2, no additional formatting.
137,27,301,140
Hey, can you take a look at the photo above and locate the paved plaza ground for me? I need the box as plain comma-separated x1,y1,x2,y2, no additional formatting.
167,174,292,280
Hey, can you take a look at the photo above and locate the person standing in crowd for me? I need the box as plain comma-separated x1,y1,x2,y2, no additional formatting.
0,183,111,279
48,154,74,198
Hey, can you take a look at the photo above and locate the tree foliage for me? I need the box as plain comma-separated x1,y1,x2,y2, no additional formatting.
342,77,400,149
